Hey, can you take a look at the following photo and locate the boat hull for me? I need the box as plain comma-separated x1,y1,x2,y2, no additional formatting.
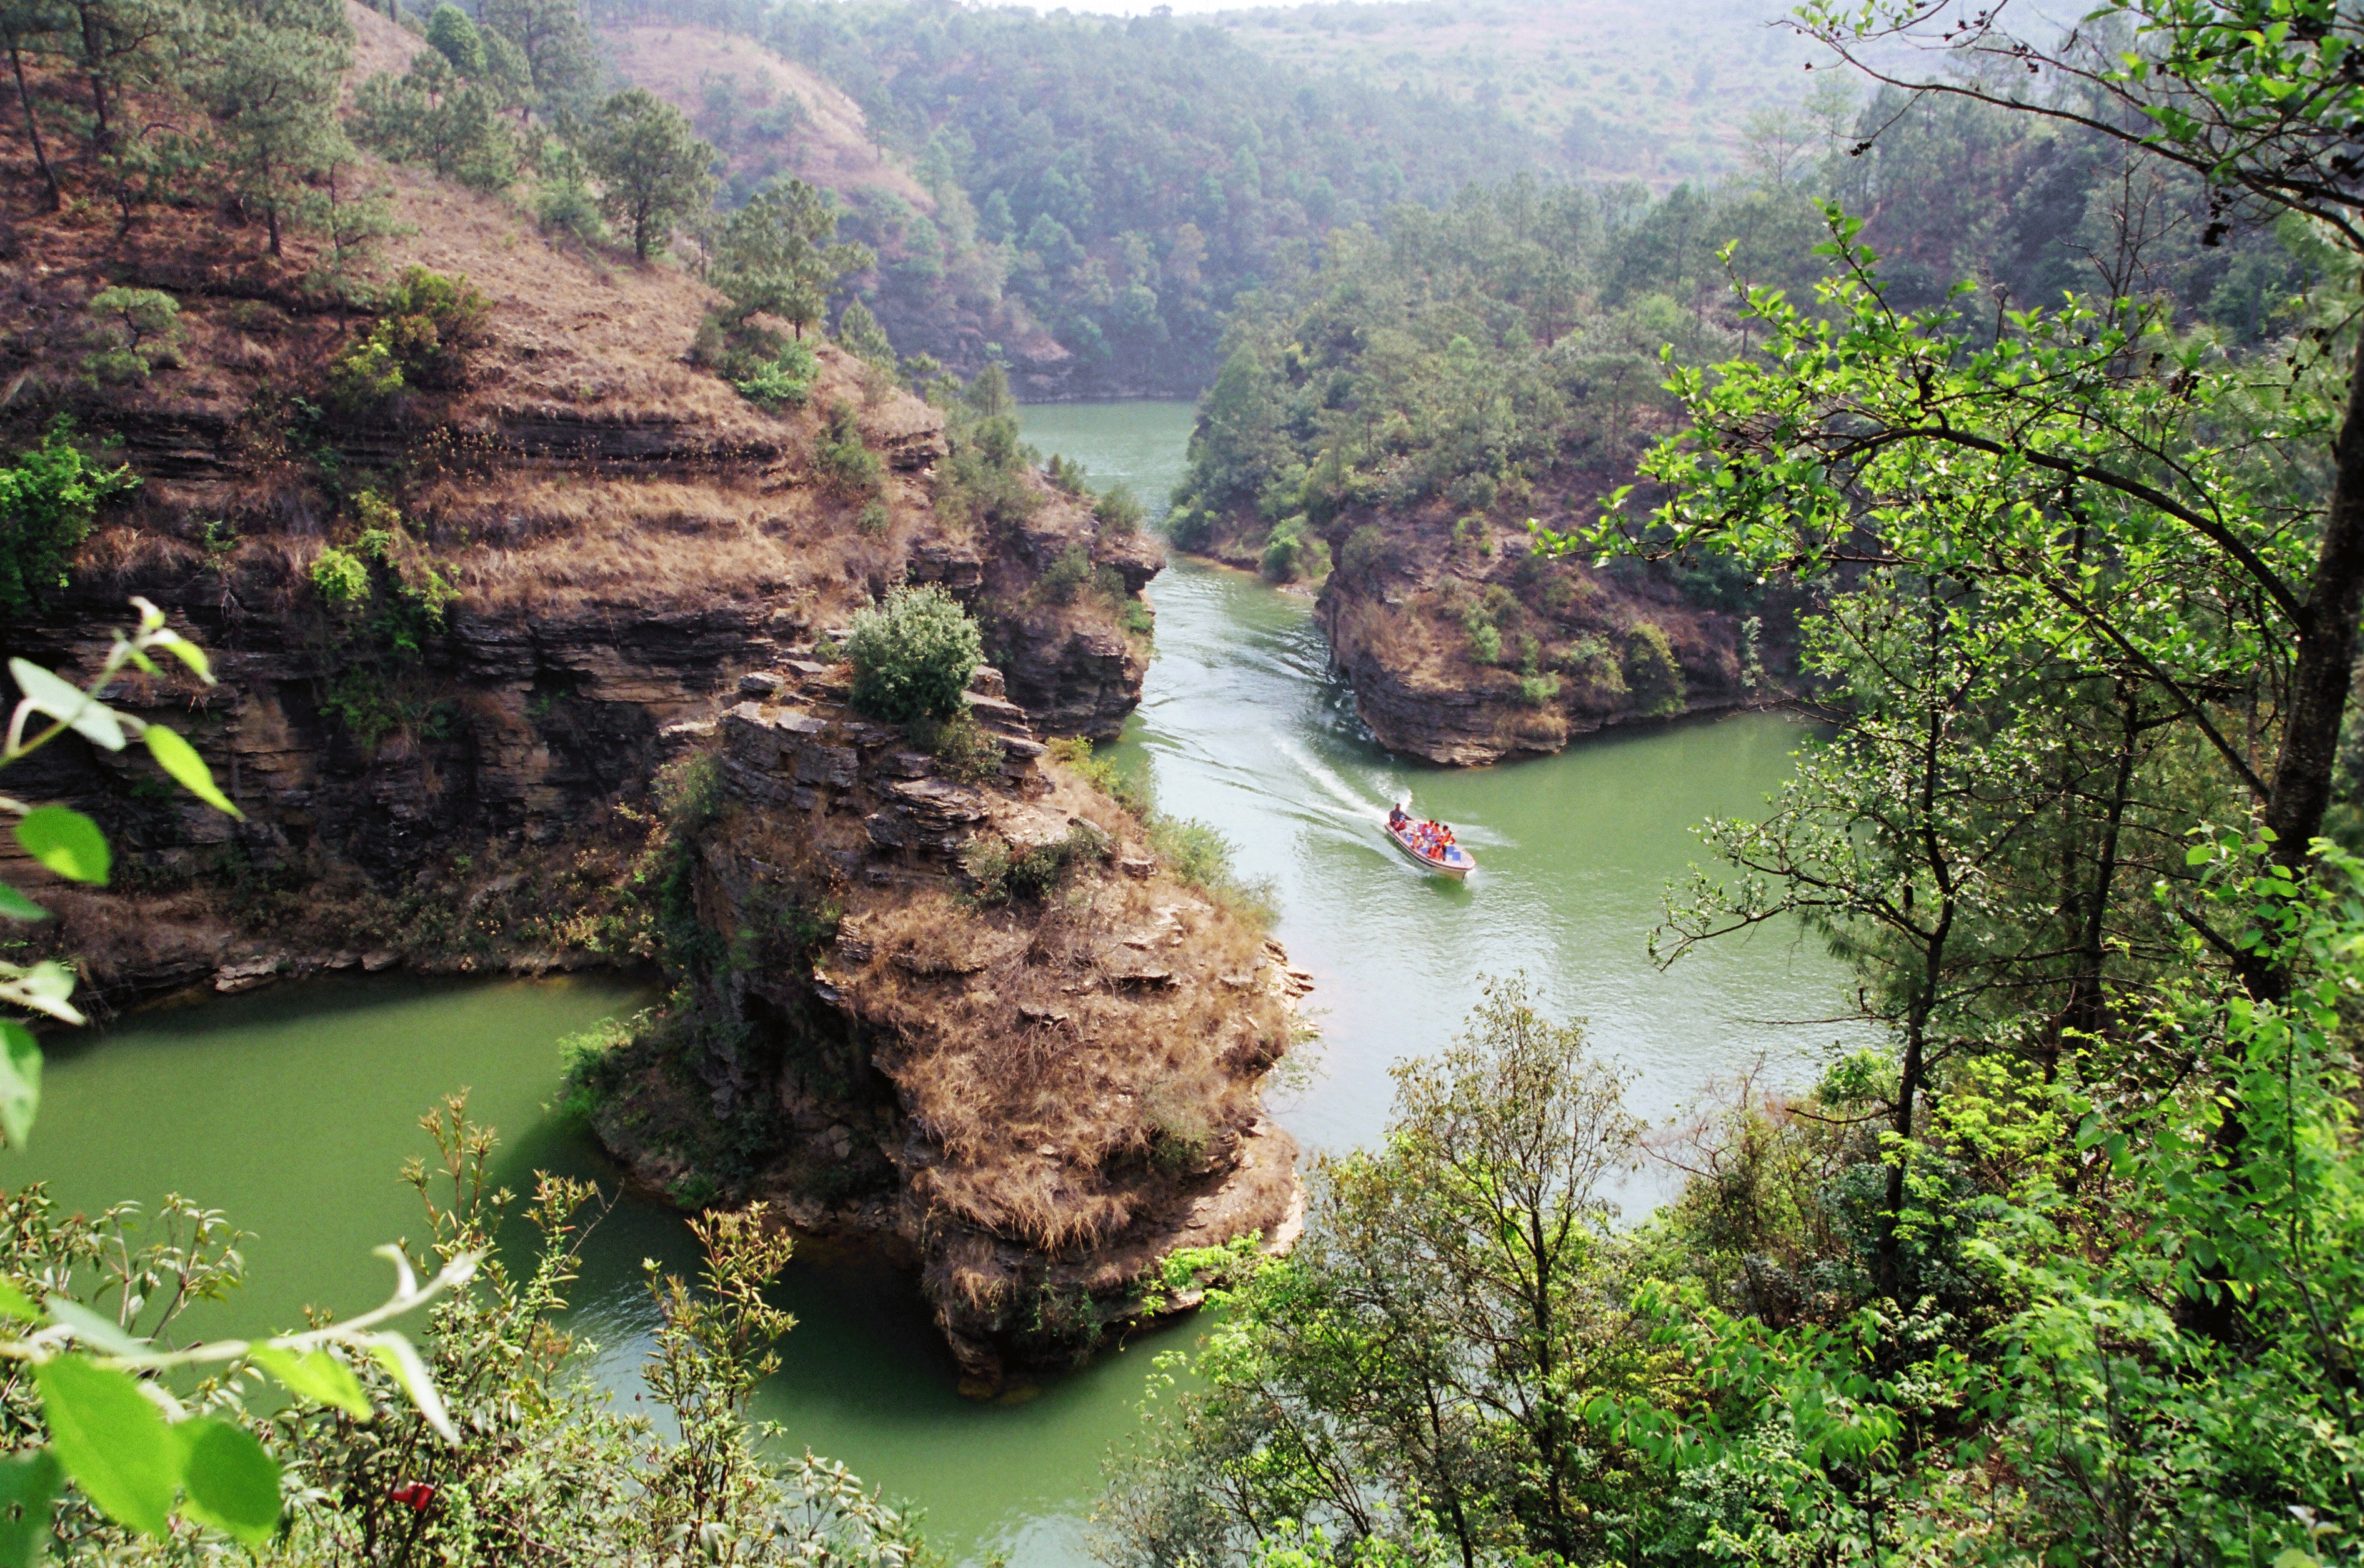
1386,823,1474,879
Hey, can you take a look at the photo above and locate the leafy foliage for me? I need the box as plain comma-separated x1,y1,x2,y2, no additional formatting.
581,86,719,260
0,427,136,615
845,583,981,723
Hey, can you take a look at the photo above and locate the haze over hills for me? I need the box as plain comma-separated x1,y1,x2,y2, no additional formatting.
1197,0,1845,184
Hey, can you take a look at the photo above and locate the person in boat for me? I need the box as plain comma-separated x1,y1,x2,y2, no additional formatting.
1388,803,1409,832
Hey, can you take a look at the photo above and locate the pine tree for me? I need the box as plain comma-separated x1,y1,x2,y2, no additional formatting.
834,299,894,366
199,0,351,257
581,89,716,262
712,176,873,336
480,0,591,114
352,47,517,192
0,0,66,210
424,1,481,75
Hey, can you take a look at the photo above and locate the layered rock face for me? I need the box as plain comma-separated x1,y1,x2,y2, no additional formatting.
592,661,1304,1385
0,164,1161,995
1307,509,1789,767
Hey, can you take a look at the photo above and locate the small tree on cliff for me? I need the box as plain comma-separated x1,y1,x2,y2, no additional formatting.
582,87,715,261
846,585,982,724
714,176,874,339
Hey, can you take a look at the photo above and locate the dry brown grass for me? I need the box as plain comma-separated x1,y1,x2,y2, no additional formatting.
596,22,935,210
342,0,422,94
817,764,1289,1256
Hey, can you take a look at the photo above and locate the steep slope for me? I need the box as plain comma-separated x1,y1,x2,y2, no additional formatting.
596,20,934,209
0,118,1154,994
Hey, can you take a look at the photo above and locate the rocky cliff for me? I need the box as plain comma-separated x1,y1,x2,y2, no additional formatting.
1194,501,1793,767
581,659,1304,1386
0,139,1161,1002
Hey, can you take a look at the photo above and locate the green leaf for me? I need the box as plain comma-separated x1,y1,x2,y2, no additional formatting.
32,1358,179,1538
0,1281,37,1324
249,1346,371,1421
13,809,107,886
0,963,80,1027
0,1023,39,1150
140,727,239,817
144,631,210,683
0,887,45,922
173,1419,279,1546
42,1299,140,1357
5,662,124,752
0,1448,61,1568
371,1334,456,1442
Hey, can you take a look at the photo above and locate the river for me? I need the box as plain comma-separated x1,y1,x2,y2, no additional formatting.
14,401,1853,1567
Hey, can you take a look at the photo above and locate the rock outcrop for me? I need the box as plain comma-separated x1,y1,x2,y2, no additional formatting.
1192,501,1792,767
589,660,1304,1386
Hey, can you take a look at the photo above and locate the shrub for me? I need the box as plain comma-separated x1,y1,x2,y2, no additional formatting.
1046,735,1154,817
1149,815,1274,924
816,401,884,496
1040,542,1094,602
1167,504,1215,551
327,267,492,411
1140,1077,1214,1173
1624,621,1687,716
1261,515,1328,582
556,1013,639,1121
905,711,1004,785
729,337,818,409
960,823,1105,904
1094,484,1144,536
310,546,370,606
1519,672,1562,708
1467,621,1502,666
1340,524,1386,577
1044,452,1089,494
0,424,138,613
846,585,982,722
855,499,890,536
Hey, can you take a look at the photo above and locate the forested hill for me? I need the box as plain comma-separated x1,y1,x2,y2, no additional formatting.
583,0,1547,396
1202,0,1826,186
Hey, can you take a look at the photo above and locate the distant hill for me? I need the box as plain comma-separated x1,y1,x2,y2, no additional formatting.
1199,0,1848,185
587,0,1550,395
596,21,934,209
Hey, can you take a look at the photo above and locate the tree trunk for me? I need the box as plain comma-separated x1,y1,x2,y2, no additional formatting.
7,38,61,213
2262,322,2364,940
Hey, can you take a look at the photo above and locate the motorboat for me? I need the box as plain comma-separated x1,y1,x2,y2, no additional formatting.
1385,815,1475,879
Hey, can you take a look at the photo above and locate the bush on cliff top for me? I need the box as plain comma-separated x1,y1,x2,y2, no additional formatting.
847,584,982,723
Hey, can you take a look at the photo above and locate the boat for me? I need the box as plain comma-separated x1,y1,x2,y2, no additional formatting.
1385,816,1475,880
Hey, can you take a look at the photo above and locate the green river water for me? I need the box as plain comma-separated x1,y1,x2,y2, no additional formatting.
14,401,1856,1566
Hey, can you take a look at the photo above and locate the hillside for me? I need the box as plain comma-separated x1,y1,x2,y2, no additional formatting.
584,0,1549,394
1204,0,1839,184
596,20,932,209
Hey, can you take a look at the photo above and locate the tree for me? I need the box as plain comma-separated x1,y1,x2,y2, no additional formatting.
581,87,717,262
845,585,982,724
480,0,591,111
834,297,895,366
197,0,352,257
423,0,481,74
1773,0,2364,937
714,176,874,337
0,0,64,210
352,49,517,191
1099,977,1657,1568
